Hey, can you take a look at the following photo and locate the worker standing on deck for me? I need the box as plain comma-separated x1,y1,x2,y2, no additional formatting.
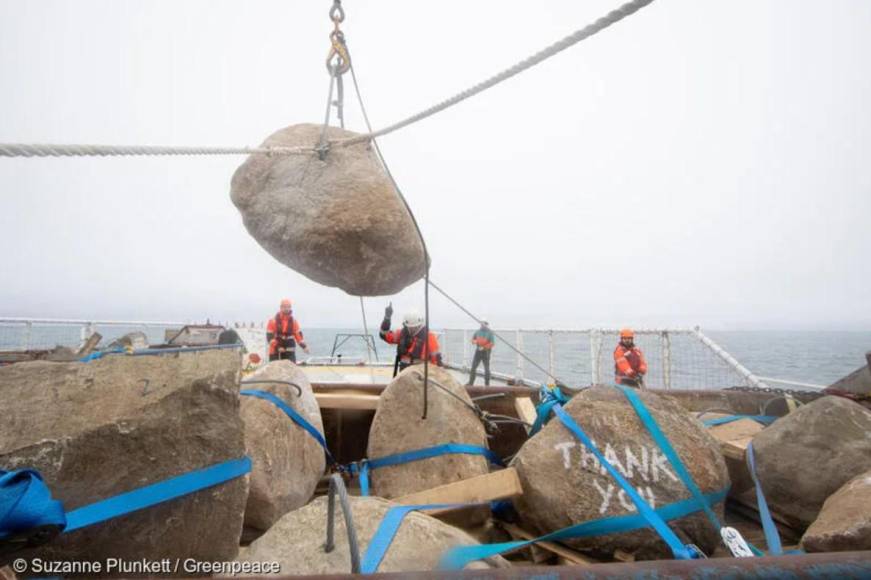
379,303,443,375
468,318,495,386
614,328,647,387
267,298,309,363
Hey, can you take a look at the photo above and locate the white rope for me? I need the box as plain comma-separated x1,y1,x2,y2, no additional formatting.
0,0,654,160
330,0,656,149
0,143,313,158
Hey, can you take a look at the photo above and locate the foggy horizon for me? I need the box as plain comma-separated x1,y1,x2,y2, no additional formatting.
1,1,869,332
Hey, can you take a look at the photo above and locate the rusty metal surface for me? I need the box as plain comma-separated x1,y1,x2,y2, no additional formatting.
261,551,871,579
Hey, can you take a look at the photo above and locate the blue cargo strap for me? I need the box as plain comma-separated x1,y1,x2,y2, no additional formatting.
528,385,569,436
0,470,66,539
80,342,242,362
1,457,251,539
550,403,699,560
348,444,503,497
617,385,724,532
746,442,784,556
440,487,729,569
240,389,335,465
702,415,778,428
361,503,467,574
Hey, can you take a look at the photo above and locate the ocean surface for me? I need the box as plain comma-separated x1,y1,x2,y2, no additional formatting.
3,322,868,389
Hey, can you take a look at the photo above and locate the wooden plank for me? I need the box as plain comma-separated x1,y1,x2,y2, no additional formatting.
514,397,537,428
395,468,523,514
500,522,596,566
315,391,380,410
707,417,764,461
76,332,102,357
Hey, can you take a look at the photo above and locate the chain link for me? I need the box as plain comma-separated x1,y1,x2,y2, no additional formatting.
724,385,825,400
326,1,351,75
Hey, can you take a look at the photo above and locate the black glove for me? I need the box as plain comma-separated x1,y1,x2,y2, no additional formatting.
384,302,393,319
435,353,444,367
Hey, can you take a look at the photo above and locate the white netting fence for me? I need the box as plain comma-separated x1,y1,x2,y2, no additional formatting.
439,329,755,390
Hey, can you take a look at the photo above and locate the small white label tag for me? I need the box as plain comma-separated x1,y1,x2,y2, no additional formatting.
721,526,754,558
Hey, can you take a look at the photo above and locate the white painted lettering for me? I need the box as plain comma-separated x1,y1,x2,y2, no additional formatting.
593,479,614,514
624,446,649,482
554,441,576,470
651,449,678,483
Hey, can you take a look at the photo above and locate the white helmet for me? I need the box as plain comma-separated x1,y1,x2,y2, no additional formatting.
402,310,424,329
480,316,490,326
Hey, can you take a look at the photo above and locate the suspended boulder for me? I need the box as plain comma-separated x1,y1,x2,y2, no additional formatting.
240,361,326,540
0,349,249,564
237,495,508,573
512,386,729,559
751,395,871,527
367,366,491,498
802,468,871,552
230,124,426,296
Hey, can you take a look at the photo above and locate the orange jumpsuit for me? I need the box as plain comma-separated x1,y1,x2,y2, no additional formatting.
614,344,648,385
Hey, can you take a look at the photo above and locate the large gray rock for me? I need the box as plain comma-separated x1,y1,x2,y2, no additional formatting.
230,124,426,296
241,361,326,538
752,395,871,527
0,350,249,565
238,495,507,574
367,366,491,499
802,469,871,552
512,386,729,559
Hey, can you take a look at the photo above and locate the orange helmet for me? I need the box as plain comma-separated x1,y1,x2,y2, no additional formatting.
619,328,634,339
280,298,292,309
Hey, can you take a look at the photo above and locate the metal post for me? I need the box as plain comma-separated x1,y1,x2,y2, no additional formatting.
515,330,525,381
80,322,96,350
462,329,469,369
23,321,32,350
548,330,555,385
660,331,672,390
590,329,602,385
693,327,770,389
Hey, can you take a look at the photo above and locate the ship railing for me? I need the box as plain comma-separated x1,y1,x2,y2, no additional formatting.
0,317,188,351
439,326,779,391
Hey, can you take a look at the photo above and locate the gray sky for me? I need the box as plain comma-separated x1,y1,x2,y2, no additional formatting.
1,0,869,330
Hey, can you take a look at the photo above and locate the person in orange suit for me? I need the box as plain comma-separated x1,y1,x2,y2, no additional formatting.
614,327,647,387
379,303,443,375
267,298,309,363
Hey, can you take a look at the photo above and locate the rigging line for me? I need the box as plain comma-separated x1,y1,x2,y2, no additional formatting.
427,279,568,387
0,143,314,158
329,0,656,149
0,0,654,159
347,59,432,420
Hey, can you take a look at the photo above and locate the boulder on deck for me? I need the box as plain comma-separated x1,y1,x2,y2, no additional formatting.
802,467,871,552
511,385,729,559
751,395,871,528
366,365,492,499
0,349,249,564
237,495,508,574
240,361,326,539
